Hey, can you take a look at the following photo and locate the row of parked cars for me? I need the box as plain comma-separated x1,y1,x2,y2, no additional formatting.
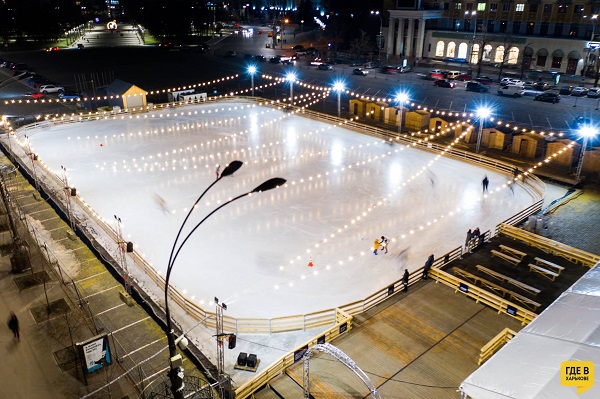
0,58,80,100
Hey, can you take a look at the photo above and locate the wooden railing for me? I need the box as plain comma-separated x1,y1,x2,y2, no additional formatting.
497,223,600,267
430,268,537,326
233,308,353,399
478,327,517,365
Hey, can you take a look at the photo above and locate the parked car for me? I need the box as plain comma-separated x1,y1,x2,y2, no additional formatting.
571,87,589,97
38,84,64,94
433,79,457,88
500,78,523,86
317,64,333,70
59,92,80,100
364,61,379,69
269,56,281,64
292,45,304,50
476,76,494,85
534,92,560,103
445,71,462,79
466,81,490,93
430,69,445,79
45,46,60,52
559,85,573,95
398,66,412,73
454,73,472,81
254,55,266,62
497,85,525,97
382,65,401,74
587,88,600,98
353,68,369,76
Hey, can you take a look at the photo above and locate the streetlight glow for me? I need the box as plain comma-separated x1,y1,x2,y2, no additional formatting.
248,65,257,96
477,107,491,119
475,106,492,153
576,125,597,179
333,81,345,118
286,72,297,104
396,92,410,133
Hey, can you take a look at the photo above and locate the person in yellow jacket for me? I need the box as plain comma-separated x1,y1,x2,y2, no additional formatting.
373,239,380,255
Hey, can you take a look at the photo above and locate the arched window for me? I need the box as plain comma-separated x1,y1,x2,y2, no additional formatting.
458,43,468,59
494,46,505,63
447,42,456,57
507,47,519,64
471,44,480,64
435,41,445,57
482,44,493,61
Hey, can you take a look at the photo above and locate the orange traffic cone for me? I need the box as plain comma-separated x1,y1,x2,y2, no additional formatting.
308,257,313,267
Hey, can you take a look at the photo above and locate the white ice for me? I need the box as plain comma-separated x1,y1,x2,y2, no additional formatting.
23,99,541,319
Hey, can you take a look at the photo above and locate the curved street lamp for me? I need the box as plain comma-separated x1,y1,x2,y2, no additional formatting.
475,107,491,154
164,160,286,398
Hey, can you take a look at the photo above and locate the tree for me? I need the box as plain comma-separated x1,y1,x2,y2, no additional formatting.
350,30,372,59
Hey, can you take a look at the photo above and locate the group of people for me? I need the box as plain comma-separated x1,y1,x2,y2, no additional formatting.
465,227,483,252
373,236,389,255
401,254,434,293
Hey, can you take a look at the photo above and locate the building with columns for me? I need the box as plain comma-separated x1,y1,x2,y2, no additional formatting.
382,0,600,75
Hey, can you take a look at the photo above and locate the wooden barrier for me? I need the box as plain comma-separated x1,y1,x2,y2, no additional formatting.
431,268,537,325
535,257,565,275
528,264,559,281
476,265,540,296
478,327,517,365
499,245,527,261
498,223,600,267
490,249,521,266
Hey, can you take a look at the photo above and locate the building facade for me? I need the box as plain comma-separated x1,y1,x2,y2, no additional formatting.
383,0,600,75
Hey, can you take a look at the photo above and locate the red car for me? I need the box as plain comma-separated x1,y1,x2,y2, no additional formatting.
25,92,45,99
455,73,472,81
434,79,457,88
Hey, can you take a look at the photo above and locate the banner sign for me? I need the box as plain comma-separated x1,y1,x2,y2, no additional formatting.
77,333,111,374
294,345,309,363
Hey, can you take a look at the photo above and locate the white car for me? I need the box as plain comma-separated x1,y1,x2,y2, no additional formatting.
497,85,525,97
500,78,523,86
39,84,64,94
587,88,600,98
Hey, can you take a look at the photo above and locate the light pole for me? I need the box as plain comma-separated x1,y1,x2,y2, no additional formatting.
520,43,533,80
466,11,477,65
286,72,296,104
576,126,597,180
248,65,257,96
370,11,383,66
475,107,491,154
333,81,345,118
396,92,409,133
164,160,285,398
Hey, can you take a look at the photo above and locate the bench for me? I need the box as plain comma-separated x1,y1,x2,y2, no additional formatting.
499,245,527,261
490,249,521,266
534,257,565,275
476,265,541,296
528,264,559,281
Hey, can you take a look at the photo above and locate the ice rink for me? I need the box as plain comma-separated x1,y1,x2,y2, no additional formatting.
22,99,540,318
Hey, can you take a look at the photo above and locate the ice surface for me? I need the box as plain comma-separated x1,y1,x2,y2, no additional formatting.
23,100,540,318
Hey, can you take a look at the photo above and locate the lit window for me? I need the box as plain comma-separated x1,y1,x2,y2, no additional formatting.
436,41,445,57
516,4,524,12
455,3,462,10
478,3,486,11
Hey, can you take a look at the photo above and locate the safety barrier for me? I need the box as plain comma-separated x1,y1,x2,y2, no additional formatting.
478,327,517,365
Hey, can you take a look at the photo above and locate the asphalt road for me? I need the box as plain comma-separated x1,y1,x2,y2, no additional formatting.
0,26,597,134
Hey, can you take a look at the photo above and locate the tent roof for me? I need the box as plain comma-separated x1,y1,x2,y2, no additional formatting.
460,262,600,398
106,79,145,96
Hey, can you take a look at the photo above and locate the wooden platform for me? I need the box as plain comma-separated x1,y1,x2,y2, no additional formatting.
266,282,524,398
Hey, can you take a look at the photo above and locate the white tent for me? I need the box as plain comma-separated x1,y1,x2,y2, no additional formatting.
460,261,600,399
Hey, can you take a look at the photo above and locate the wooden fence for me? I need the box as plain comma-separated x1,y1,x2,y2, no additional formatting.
478,327,517,365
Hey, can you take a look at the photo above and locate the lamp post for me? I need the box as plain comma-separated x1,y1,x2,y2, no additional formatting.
333,81,345,118
576,126,597,180
370,11,383,66
466,11,477,65
164,160,285,398
475,107,491,154
286,72,296,104
396,92,409,133
520,43,533,80
248,65,257,96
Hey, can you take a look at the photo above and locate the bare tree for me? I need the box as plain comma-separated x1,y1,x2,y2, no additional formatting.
350,29,372,60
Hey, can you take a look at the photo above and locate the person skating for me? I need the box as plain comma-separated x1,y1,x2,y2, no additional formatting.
482,175,489,193
422,254,434,279
465,229,473,252
373,239,380,255
215,164,220,180
8,312,19,342
379,236,389,254
402,269,409,292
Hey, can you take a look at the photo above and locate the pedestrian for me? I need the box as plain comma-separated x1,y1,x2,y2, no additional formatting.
422,254,434,279
8,312,19,342
473,227,481,239
373,239,380,255
465,229,473,251
215,164,220,180
482,175,489,193
513,167,520,181
402,269,409,292
379,235,389,254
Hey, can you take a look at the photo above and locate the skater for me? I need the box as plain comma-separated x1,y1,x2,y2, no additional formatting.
422,254,434,279
472,227,481,239
402,269,409,292
373,239,380,255
8,312,19,342
465,229,473,251
215,164,220,180
482,175,489,193
513,167,520,181
379,236,389,254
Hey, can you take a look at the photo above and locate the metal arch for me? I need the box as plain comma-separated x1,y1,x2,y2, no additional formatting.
302,343,382,399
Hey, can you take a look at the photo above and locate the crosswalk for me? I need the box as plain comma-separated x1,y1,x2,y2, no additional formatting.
71,23,143,48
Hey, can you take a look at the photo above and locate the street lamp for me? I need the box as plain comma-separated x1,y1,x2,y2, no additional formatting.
164,160,285,398
475,107,491,154
248,65,257,96
520,43,533,80
370,11,383,67
396,92,409,133
286,72,297,104
332,81,345,118
576,126,597,180
466,11,477,65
